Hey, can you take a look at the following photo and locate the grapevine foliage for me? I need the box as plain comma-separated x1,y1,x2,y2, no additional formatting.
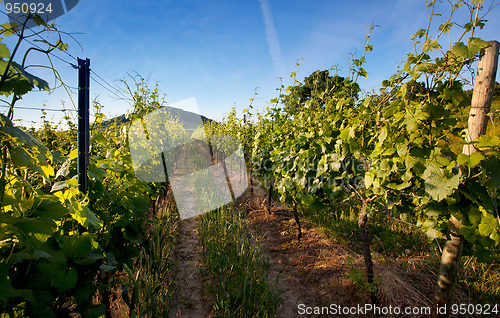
0,19,165,316
218,0,500,273
0,0,499,315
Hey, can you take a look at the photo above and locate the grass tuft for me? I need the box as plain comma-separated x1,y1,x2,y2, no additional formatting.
123,195,179,318
198,207,279,318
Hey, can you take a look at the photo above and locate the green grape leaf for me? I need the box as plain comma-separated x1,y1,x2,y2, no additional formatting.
467,37,490,57
475,135,500,149
33,249,52,260
424,202,445,218
69,148,78,160
60,234,92,260
0,42,10,59
452,42,468,58
51,181,69,192
8,61,50,92
478,213,499,238
33,194,68,221
426,227,443,240
422,164,459,201
0,23,20,36
32,14,47,27
490,229,500,244
467,207,481,227
88,163,106,182
457,152,485,168
481,157,500,189
404,114,418,133
458,226,477,243
15,218,56,242
438,22,453,32
387,181,411,190
9,145,52,180
396,143,408,157
52,266,78,292
420,220,444,240
364,173,373,188
90,132,107,145
86,304,106,318
0,263,35,303
473,249,492,263
0,77,33,97
51,150,66,163
283,177,293,190
415,62,438,72
100,264,116,271
68,203,103,229
0,124,51,157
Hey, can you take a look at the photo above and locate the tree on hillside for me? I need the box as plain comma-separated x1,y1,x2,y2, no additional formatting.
282,70,360,113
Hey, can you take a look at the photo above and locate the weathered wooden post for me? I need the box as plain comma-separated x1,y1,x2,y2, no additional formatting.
463,41,500,155
243,114,253,196
432,40,499,318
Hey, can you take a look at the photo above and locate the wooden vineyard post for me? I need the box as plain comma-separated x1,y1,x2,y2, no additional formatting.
292,200,302,241
432,40,499,318
463,41,500,155
347,182,378,304
243,114,253,196
358,196,378,305
267,176,275,214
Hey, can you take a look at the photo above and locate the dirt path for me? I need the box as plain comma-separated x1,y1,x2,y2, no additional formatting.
165,183,437,317
170,217,212,318
165,136,436,317
168,183,369,318
243,187,439,318
249,212,365,317
243,187,369,318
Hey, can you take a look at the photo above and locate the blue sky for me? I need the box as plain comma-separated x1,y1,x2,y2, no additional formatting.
2,0,499,126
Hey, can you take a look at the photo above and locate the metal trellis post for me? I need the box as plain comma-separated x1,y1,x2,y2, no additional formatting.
77,58,90,194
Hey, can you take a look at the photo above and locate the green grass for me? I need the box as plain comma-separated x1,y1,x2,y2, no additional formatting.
123,200,179,318
298,198,500,304
457,255,500,304
198,207,279,318
300,200,431,259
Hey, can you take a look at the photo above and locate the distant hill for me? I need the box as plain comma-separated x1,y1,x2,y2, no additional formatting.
99,106,214,130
